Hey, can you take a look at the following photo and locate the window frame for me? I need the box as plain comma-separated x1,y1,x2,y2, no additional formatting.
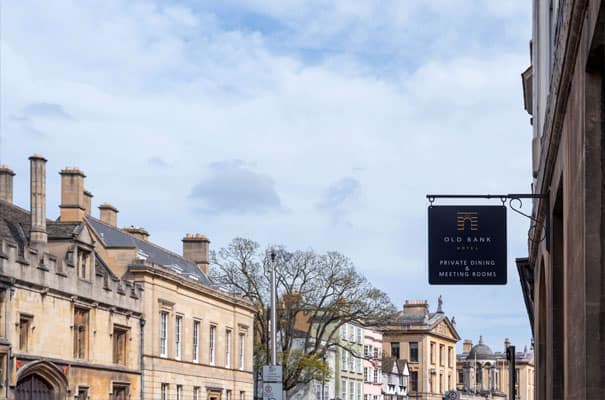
160,311,169,358
209,325,216,365
175,315,183,360
193,320,200,363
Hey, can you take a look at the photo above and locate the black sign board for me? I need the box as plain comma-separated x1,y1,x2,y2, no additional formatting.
428,205,507,285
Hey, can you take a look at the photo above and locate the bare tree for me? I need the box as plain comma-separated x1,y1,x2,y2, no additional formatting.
210,238,396,391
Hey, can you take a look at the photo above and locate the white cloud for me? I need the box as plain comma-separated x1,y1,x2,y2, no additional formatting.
0,0,533,350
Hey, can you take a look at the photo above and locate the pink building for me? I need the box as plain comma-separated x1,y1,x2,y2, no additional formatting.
363,328,383,400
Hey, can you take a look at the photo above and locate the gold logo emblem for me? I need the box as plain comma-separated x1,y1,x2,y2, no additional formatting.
457,212,478,231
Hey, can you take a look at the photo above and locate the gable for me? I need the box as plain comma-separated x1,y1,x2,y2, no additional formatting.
77,224,94,246
432,320,459,341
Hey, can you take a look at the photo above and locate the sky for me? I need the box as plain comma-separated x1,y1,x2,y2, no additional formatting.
1,0,533,354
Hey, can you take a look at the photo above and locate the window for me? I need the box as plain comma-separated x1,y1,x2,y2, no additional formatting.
341,379,347,398
410,371,418,392
160,311,168,357
364,345,369,357
225,329,232,368
373,369,379,383
161,383,168,400
448,347,453,367
356,356,362,373
364,367,369,382
78,249,91,280
439,373,443,392
112,383,129,400
409,342,418,362
175,316,182,360
77,387,89,400
226,390,232,400
74,308,89,359
177,385,183,400
341,349,347,371
341,324,347,339
429,372,434,392
373,347,379,359
349,381,354,400
458,369,464,384
349,326,355,342
430,342,435,364
391,342,400,359
210,325,216,365
19,314,32,351
113,326,128,365
240,391,245,400
476,368,482,385
356,327,362,343
239,332,245,370
439,344,445,366
348,352,354,371
356,382,361,400
193,387,200,400
193,320,200,363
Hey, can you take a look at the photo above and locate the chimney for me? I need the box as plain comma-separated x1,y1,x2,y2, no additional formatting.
0,164,15,203
182,233,210,275
504,338,511,351
463,339,473,353
83,189,93,215
99,203,118,227
403,300,429,316
29,154,48,248
123,226,149,241
59,167,86,222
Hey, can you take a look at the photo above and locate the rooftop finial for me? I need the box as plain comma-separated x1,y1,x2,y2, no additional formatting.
437,295,443,313
479,335,484,344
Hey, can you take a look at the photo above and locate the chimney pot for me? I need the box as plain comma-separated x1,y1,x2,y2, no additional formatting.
463,339,473,353
0,164,16,204
123,226,149,241
182,233,210,276
99,203,119,226
29,154,48,249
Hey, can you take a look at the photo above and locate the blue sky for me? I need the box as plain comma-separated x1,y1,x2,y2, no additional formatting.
1,0,532,353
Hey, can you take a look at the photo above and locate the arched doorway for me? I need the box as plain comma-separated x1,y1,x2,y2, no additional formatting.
16,374,53,399
15,360,69,400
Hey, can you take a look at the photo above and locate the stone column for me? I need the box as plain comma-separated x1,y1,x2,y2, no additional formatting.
29,154,47,248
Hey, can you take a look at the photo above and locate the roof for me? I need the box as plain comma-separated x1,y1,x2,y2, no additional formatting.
86,216,211,285
382,357,408,375
47,222,83,239
0,201,31,252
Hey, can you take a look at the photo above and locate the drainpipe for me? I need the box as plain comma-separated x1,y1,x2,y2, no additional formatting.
140,318,145,400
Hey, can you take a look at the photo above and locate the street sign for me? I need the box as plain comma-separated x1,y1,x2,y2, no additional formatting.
263,365,283,383
262,383,283,400
444,391,460,400
428,205,507,285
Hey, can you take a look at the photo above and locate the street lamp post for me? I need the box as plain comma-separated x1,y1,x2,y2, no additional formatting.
270,250,277,366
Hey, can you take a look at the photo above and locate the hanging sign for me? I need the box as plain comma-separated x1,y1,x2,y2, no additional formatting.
428,205,507,284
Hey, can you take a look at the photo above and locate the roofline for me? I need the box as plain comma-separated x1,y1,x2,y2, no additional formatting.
128,263,257,313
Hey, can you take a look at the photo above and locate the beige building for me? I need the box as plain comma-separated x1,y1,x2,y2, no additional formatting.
0,155,256,399
0,156,143,399
456,337,534,400
381,299,459,400
517,0,605,399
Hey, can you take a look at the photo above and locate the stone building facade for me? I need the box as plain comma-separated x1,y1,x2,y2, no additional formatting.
337,322,364,400
0,157,143,399
381,300,459,400
517,0,605,399
0,155,256,399
455,337,534,400
380,358,408,400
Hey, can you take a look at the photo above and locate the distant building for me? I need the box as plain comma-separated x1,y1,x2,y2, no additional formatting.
456,337,534,400
337,322,365,400
381,299,459,400
518,0,605,398
363,328,383,400
381,358,408,400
